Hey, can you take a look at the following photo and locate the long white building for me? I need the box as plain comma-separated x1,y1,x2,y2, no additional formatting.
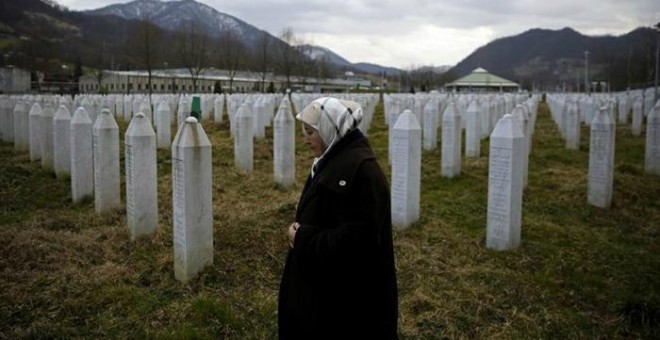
78,68,371,94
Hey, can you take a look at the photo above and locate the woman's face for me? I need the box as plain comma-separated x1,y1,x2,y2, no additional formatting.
303,123,325,158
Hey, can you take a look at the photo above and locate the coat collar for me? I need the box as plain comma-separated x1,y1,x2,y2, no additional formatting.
314,130,375,194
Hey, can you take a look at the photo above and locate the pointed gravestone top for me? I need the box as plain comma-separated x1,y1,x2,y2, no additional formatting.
592,105,613,125
127,112,155,137
279,96,291,112
72,107,92,124
55,104,71,120
94,108,118,129
394,110,421,131
157,100,171,113
444,101,458,116
467,99,479,113
491,113,524,139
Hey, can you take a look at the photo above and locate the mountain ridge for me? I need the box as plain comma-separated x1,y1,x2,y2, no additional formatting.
0,0,652,91
448,26,655,90
85,0,268,47
88,0,408,76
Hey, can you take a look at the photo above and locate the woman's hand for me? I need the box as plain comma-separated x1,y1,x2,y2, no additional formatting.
288,222,300,248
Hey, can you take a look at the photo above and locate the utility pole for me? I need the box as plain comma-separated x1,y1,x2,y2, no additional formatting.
654,22,659,106
584,50,590,94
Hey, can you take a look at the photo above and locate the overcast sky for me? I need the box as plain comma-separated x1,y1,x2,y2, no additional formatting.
56,0,659,69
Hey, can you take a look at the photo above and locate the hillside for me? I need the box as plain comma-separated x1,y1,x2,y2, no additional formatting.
301,44,407,76
0,0,175,75
85,0,281,51
0,0,310,85
448,27,656,91
0,0,404,82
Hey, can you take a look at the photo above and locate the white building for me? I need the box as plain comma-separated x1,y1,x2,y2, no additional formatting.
78,68,372,94
79,68,268,94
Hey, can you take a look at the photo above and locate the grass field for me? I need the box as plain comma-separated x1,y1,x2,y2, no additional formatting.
1,99,659,338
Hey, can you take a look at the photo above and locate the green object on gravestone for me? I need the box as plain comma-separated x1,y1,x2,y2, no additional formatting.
191,96,201,120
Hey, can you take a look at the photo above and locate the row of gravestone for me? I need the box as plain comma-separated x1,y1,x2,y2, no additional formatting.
0,91,381,282
547,92,660,208
547,90,654,139
16,88,654,272
14,89,655,271
385,92,541,253
0,90,537,258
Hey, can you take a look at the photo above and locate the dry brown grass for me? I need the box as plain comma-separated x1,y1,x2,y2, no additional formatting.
1,98,659,338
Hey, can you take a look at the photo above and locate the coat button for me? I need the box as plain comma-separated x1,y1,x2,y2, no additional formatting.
339,180,346,186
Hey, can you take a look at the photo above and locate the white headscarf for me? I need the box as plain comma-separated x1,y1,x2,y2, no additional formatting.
296,97,363,150
296,97,364,176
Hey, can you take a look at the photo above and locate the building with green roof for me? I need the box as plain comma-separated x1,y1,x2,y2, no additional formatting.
446,67,520,92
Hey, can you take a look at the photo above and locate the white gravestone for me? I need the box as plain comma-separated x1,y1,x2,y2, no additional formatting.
631,99,643,137
115,96,125,122
618,96,629,124
441,102,462,178
156,101,172,150
132,96,141,122
123,95,133,122
201,95,211,121
422,100,438,151
93,109,121,213
644,103,660,175
172,116,213,283
21,101,31,151
214,95,224,124
588,106,615,209
584,97,596,126
486,114,524,251
28,103,43,161
125,113,158,240
234,103,254,173
565,101,580,150
388,110,404,165
177,96,188,129
139,100,153,128
71,107,94,203
81,97,92,120
0,98,14,143
53,105,71,179
521,102,535,156
0,98,5,141
465,100,481,158
273,100,296,189
253,99,266,139
391,111,421,230
480,99,491,138
40,104,55,171
511,105,530,188
265,96,276,127
13,101,27,151
1,98,13,143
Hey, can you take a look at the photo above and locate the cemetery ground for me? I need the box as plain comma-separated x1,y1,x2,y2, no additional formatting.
1,100,659,338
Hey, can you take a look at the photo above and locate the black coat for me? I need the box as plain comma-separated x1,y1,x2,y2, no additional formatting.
279,130,398,339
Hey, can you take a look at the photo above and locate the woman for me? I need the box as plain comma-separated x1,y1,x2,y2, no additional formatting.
278,97,398,339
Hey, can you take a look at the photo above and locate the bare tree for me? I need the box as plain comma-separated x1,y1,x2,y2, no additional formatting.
175,21,209,92
87,42,110,93
217,30,247,93
295,42,316,88
256,30,272,92
316,56,334,82
277,27,298,90
127,17,160,98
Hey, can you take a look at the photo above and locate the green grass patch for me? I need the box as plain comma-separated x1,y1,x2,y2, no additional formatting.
0,99,658,338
